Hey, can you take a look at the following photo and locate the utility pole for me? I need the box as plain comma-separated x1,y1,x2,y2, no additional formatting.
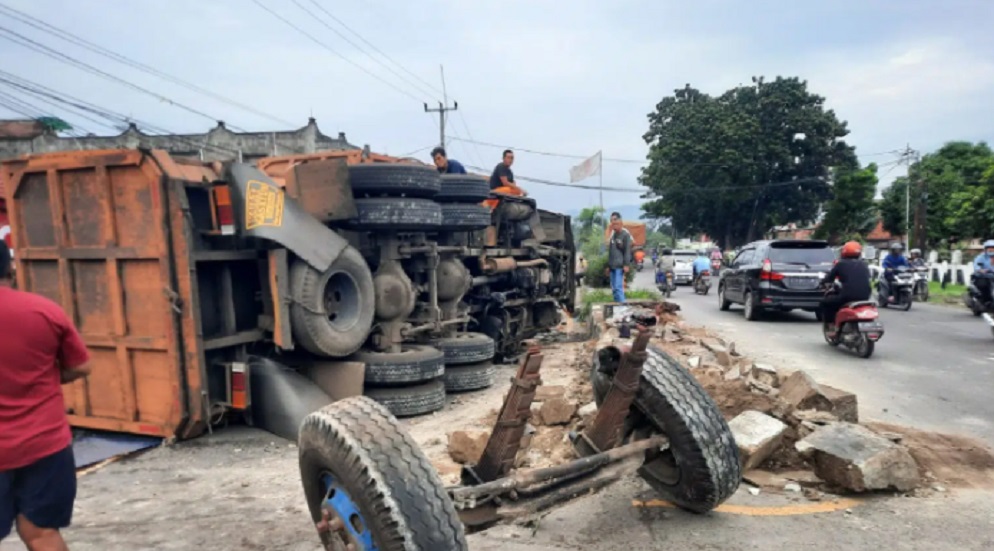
899,144,919,249
424,65,457,147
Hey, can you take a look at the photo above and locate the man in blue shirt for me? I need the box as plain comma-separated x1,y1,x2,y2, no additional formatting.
692,251,711,283
971,239,994,304
431,147,466,174
881,242,910,301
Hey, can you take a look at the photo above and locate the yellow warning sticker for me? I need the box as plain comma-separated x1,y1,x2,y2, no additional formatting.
244,180,284,230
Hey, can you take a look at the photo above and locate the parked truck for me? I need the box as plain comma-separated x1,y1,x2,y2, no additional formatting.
1,148,576,440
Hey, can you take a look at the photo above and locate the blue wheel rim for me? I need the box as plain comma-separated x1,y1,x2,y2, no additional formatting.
321,473,378,551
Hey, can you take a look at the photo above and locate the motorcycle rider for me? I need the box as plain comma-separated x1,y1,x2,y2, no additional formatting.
971,239,994,305
909,248,927,268
692,250,711,285
820,241,873,334
881,242,910,302
656,248,675,289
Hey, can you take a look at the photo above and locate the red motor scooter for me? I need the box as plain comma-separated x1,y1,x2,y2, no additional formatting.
822,283,884,358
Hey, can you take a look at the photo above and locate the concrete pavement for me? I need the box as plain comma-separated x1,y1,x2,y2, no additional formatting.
632,269,994,446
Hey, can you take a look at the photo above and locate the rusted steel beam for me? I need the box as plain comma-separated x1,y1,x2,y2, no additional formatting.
574,328,651,456
463,342,544,484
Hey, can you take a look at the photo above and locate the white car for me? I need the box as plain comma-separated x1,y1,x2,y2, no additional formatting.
672,249,698,285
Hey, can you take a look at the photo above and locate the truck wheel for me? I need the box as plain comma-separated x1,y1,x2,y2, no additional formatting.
364,380,446,417
350,197,442,231
290,247,375,358
591,345,741,513
348,164,441,198
440,203,491,230
298,396,467,550
443,360,497,392
435,174,490,203
432,332,495,365
354,345,445,385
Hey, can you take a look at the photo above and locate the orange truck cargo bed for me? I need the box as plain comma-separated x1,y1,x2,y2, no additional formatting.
605,221,647,248
2,149,221,439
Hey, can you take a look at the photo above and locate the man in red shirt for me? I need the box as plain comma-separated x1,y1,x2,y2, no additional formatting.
0,240,91,551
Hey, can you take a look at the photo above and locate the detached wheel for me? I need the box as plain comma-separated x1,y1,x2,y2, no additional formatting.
443,360,497,392
350,197,442,231
591,345,741,513
440,203,491,230
290,247,375,358
364,380,446,417
432,332,495,365
348,164,441,198
354,345,445,385
435,174,490,203
298,396,468,550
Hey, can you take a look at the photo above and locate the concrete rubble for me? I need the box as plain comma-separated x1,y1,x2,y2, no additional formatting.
779,370,859,423
796,423,921,492
536,396,577,425
447,430,490,465
728,410,788,470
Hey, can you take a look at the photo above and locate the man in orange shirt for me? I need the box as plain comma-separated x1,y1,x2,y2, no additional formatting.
1,240,92,551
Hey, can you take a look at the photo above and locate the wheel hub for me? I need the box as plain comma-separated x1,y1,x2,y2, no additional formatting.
316,473,376,551
324,272,362,332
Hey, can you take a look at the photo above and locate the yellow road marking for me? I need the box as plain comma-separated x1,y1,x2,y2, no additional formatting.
632,498,862,516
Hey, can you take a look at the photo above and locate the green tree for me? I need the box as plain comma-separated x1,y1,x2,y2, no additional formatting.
36,116,72,133
878,177,908,238
639,77,856,248
814,163,879,243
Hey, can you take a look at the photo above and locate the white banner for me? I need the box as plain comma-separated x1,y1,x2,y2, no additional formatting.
569,151,602,183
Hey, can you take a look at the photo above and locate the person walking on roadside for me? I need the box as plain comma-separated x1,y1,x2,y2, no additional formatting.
607,212,633,303
1,240,91,551
430,146,467,174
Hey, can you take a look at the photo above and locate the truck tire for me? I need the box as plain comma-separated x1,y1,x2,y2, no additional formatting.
290,247,375,358
354,345,445,385
591,344,741,513
431,332,495,365
435,174,490,203
440,203,491,230
298,396,467,550
443,361,497,392
364,380,447,417
348,164,441,198
349,197,442,231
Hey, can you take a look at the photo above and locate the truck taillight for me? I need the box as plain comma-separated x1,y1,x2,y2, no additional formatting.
229,362,248,410
214,186,235,235
760,259,784,281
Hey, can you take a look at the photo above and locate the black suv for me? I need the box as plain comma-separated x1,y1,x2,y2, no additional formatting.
717,240,836,321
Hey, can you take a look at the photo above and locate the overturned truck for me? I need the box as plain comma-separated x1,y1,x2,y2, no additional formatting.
0,148,575,439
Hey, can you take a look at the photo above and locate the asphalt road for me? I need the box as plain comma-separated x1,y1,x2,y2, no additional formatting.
631,269,994,446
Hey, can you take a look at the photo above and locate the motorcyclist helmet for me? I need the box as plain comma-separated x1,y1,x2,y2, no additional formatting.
661,248,672,256
984,239,994,257
910,248,921,258
889,242,904,254
840,241,862,259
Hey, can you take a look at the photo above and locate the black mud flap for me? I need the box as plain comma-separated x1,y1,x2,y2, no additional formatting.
227,163,348,272
248,357,334,441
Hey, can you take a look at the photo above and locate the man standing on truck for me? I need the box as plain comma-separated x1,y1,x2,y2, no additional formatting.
431,146,467,174
0,240,91,551
607,212,633,303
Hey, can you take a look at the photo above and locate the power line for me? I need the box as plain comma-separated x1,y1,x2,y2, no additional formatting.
454,136,645,163
293,0,440,100
310,0,444,97
0,89,93,135
0,26,245,131
252,0,427,104
0,2,295,127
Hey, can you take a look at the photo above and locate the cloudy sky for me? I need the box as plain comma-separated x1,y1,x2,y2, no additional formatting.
1,0,992,214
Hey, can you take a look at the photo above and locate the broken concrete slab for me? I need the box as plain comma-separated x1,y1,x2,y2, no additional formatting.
793,409,839,425
750,363,780,388
536,396,577,425
723,364,742,381
713,347,733,368
577,402,597,418
728,410,788,471
795,423,921,492
687,356,702,369
447,430,490,464
779,370,859,422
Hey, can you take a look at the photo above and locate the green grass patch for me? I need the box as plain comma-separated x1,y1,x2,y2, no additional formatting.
578,287,661,319
928,280,967,304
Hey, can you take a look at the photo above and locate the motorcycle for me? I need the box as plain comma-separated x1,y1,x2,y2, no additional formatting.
656,268,675,298
912,266,930,302
822,283,884,358
964,272,994,339
694,271,711,295
710,258,722,277
877,266,914,311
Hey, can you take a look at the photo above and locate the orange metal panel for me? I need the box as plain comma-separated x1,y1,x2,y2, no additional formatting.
2,149,215,440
